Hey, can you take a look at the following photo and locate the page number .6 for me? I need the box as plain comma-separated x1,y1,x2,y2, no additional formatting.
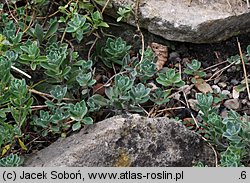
240,171,247,180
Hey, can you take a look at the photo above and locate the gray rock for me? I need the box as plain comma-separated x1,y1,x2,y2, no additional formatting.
107,0,250,43
24,115,215,167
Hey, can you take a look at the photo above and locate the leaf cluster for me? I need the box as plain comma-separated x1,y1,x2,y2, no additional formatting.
99,37,131,68
196,93,249,166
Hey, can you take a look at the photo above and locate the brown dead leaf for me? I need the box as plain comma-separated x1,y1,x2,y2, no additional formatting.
195,78,213,94
93,83,105,96
150,42,168,70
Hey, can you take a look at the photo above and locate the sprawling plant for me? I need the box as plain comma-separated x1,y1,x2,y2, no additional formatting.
196,93,249,166
105,75,151,112
19,40,47,70
130,48,158,83
150,88,170,105
0,57,11,105
184,59,205,83
105,75,133,109
41,42,70,83
156,69,185,88
99,37,131,68
66,13,91,43
0,154,23,167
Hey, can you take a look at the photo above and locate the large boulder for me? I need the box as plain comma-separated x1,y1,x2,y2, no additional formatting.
24,114,215,167
107,0,250,43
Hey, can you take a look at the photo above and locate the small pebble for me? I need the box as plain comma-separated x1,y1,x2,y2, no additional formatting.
231,79,239,85
227,85,233,91
176,57,181,62
221,90,232,98
242,99,247,105
173,93,181,100
169,52,180,62
214,77,220,84
221,90,230,96
212,85,221,93
188,99,199,111
224,99,240,110
182,85,191,95
175,63,180,68
231,65,237,72
220,76,228,82
232,86,240,99
182,58,190,66
218,82,227,88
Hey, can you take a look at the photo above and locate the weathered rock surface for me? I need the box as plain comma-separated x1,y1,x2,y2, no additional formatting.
108,0,250,43
24,114,215,167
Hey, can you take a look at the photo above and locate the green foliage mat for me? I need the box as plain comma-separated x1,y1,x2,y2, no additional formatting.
0,0,249,167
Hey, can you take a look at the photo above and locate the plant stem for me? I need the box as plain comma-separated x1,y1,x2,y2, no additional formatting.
134,0,145,68
237,37,250,100
11,66,32,79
